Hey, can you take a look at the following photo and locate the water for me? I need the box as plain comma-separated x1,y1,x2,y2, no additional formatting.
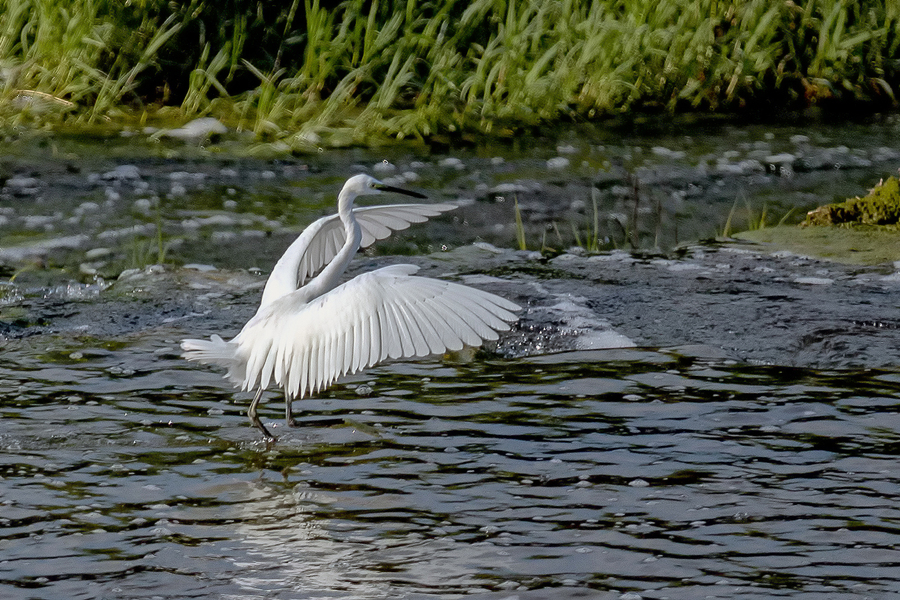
2,340,899,599
4,117,900,599
5,115,900,277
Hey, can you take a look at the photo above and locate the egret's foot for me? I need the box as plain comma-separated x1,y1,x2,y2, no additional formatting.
249,414,276,440
248,388,276,440
286,417,298,428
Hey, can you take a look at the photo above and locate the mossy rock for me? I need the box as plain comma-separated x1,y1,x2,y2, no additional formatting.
804,177,900,226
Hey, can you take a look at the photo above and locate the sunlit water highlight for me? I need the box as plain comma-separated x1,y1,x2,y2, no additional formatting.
2,340,899,599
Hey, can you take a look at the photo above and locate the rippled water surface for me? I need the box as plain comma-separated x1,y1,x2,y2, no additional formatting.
2,338,899,599
4,118,900,599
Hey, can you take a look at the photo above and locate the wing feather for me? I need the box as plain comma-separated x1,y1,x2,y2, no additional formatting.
327,332,338,388
332,331,343,385
244,335,272,391
393,298,431,356
438,285,516,333
236,264,519,399
425,295,482,346
281,338,292,397
357,314,371,374
297,344,309,399
278,331,292,391
406,295,460,354
315,335,326,393
259,204,458,311
368,308,382,368
386,300,416,357
323,334,333,392
356,204,457,248
260,338,278,390
316,335,327,393
344,319,356,375
424,301,466,352
321,334,332,392
377,299,401,360
306,338,317,396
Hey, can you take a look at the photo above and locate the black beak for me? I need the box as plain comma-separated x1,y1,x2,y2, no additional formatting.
375,183,427,199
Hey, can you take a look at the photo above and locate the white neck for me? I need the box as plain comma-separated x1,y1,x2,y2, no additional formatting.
302,195,362,300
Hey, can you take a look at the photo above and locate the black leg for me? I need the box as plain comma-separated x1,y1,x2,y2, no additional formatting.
248,388,275,440
285,394,297,427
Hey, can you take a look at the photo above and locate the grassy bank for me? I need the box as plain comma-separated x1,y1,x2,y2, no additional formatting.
1,0,899,145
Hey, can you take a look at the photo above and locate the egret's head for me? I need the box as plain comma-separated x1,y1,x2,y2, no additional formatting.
339,174,426,210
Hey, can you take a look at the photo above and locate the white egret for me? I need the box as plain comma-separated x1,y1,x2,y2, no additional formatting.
182,174,520,438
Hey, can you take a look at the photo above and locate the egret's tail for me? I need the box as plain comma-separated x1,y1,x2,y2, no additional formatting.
181,335,246,386
181,334,234,363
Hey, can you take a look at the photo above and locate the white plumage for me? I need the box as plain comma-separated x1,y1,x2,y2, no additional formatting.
259,203,456,309
182,174,519,438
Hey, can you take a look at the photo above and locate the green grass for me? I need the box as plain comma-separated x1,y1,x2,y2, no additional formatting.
720,196,799,238
515,182,655,254
128,197,175,269
513,196,528,251
1,0,899,143
569,190,604,253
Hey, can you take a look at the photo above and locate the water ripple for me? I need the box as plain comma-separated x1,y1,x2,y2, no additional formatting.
1,343,899,599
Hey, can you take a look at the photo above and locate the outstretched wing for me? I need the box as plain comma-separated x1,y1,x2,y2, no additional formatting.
259,203,457,310
238,264,519,399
